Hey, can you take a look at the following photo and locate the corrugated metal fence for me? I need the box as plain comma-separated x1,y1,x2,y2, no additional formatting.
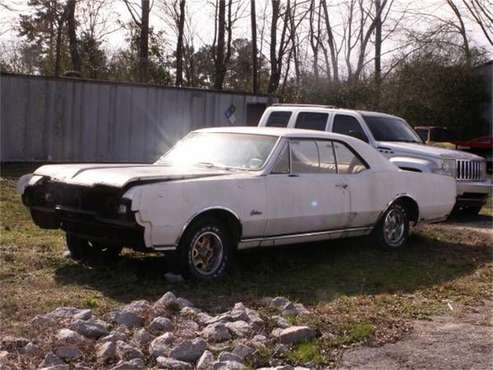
0,73,274,162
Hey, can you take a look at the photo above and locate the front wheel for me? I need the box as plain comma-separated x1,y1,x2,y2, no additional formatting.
177,217,234,281
373,203,410,249
66,233,123,260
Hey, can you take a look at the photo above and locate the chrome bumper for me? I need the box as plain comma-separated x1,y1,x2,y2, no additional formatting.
457,179,492,196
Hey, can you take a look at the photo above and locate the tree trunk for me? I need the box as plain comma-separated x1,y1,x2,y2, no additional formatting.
268,0,280,94
175,0,186,86
250,0,258,94
214,0,226,89
447,0,471,66
321,0,339,81
66,0,81,73
374,0,382,105
54,16,64,77
139,0,150,82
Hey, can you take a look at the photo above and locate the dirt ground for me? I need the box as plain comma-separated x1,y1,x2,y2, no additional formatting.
339,218,493,370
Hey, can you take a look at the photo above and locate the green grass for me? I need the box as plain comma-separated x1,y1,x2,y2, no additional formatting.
1,163,492,367
287,340,324,365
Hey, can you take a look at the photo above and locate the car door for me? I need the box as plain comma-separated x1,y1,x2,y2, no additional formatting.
264,139,348,236
332,141,378,227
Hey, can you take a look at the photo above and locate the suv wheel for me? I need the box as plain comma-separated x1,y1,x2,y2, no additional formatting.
373,203,410,249
177,217,233,281
66,233,123,260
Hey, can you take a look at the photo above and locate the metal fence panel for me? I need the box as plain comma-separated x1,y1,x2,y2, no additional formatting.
0,74,274,163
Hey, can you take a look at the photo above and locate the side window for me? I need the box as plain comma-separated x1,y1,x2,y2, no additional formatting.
291,140,320,173
295,112,328,131
271,143,290,174
332,115,369,143
265,111,292,127
333,142,368,174
316,141,337,174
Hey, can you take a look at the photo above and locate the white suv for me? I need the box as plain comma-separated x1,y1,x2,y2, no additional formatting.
258,104,492,215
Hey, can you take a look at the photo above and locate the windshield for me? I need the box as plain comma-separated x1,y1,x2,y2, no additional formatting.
363,115,423,143
155,132,278,170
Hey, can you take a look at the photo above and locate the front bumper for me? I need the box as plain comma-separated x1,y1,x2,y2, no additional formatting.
456,179,492,207
29,206,146,250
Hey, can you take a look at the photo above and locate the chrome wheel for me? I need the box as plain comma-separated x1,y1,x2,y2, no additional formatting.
383,208,406,247
190,231,224,275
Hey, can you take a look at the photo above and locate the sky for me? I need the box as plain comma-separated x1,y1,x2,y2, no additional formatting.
1,0,492,69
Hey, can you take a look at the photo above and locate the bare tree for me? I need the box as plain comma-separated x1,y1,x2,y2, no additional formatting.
446,0,471,66
268,0,291,94
214,0,226,89
123,0,151,82
320,0,339,81
462,0,493,46
251,0,258,93
66,0,81,73
309,0,322,80
176,0,186,86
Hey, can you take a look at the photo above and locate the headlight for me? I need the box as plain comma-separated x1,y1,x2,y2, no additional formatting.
432,158,456,177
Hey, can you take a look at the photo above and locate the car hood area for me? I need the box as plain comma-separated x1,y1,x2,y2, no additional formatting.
32,163,231,188
377,141,484,160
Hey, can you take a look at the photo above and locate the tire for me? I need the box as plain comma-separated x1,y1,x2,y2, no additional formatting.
461,206,482,216
177,217,234,281
66,233,123,260
373,202,410,249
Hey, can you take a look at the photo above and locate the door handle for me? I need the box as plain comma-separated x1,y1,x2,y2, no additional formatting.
335,183,348,189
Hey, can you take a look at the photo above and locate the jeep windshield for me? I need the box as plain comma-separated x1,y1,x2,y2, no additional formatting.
363,115,423,143
155,132,278,170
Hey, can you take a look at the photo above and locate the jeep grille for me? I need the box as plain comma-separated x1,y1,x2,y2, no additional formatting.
456,159,483,181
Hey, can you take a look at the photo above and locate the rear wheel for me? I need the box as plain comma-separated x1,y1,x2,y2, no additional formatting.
66,233,123,260
177,217,234,281
373,203,410,249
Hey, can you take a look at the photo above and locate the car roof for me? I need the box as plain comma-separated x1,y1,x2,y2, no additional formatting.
266,104,404,120
195,126,355,140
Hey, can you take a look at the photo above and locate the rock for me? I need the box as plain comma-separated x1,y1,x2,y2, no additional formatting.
232,344,255,360
154,291,177,308
156,356,193,369
276,326,316,345
176,297,193,309
225,321,251,337
132,328,154,348
31,314,57,328
245,308,264,329
257,367,294,370
56,328,85,345
99,330,129,343
149,316,173,333
164,272,185,284
55,345,82,360
293,303,310,315
109,358,145,370
196,350,214,370
273,315,290,328
149,332,174,357
70,318,109,339
116,340,144,361
123,300,151,316
0,350,9,362
23,342,41,355
212,360,246,370
39,365,70,370
115,310,145,329
181,306,201,316
196,312,214,325
0,336,30,351
73,364,92,370
39,352,65,368
47,307,92,321
96,341,117,363
170,338,207,363
201,323,231,342
271,297,290,309
217,351,242,362
252,335,267,343
272,344,289,356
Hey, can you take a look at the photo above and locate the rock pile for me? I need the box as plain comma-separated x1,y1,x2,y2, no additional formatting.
0,293,317,370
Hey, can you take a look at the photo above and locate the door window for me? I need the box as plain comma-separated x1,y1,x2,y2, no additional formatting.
265,111,292,127
333,115,369,142
295,112,328,131
316,141,337,174
271,143,290,174
290,140,320,173
333,142,368,174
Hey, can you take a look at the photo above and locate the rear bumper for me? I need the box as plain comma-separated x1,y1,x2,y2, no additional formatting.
30,206,146,250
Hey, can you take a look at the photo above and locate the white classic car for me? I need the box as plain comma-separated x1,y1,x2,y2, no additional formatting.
18,127,456,280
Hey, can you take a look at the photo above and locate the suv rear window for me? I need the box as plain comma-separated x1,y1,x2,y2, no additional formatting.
295,112,328,131
265,111,291,127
